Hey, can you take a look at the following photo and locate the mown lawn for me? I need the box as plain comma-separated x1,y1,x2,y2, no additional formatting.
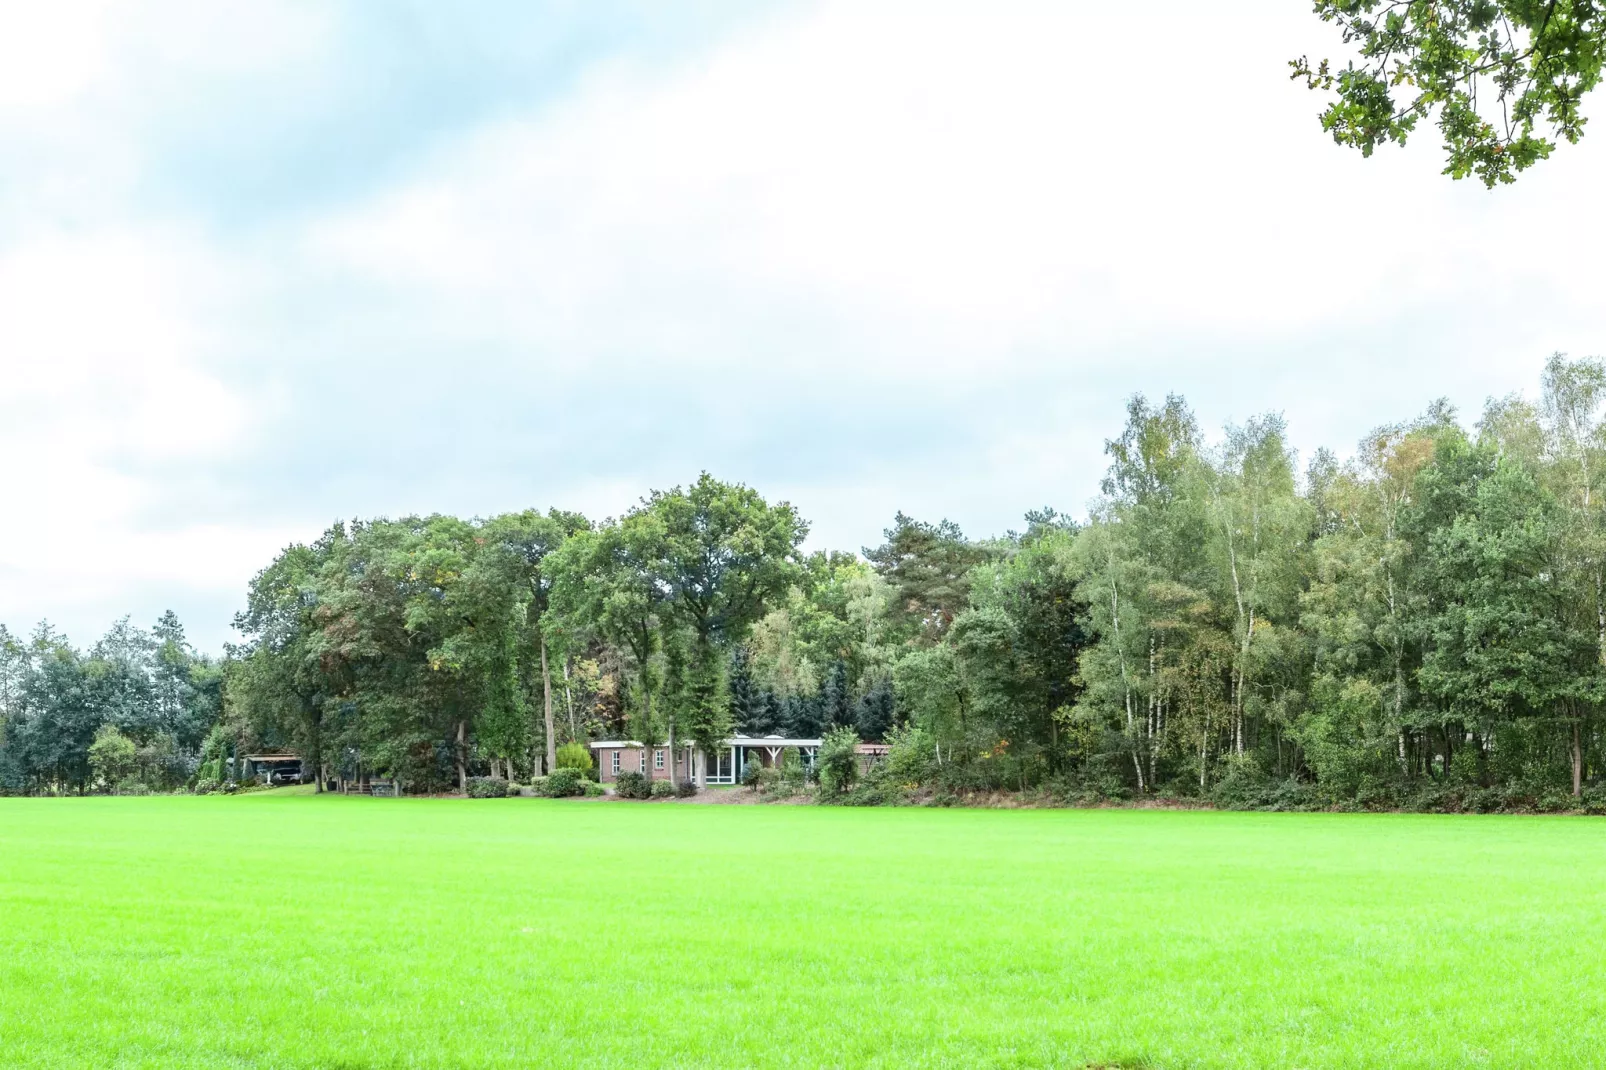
2,794,1603,1069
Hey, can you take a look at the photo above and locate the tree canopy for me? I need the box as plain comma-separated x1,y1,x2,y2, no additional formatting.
12,368,1606,810
1294,1,1606,184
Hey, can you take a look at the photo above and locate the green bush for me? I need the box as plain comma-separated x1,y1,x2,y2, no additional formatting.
529,776,551,797
555,742,595,776
1208,770,1325,812
883,723,937,786
650,779,676,799
614,770,652,799
1536,789,1578,813
840,724,934,806
89,725,138,788
742,758,766,789
816,726,860,801
676,779,698,798
841,776,907,806
777,751,807,796
545,768,586,798
466,776,509,798
1207,759,1275,809
582,780,606,797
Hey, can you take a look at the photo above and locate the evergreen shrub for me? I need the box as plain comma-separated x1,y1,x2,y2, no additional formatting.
555,742,594,776
614,770,652,799
777,750,807,796
545,768,586,798
816,726,860,801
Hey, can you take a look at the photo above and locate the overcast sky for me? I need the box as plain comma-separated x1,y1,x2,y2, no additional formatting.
3,0,1604,654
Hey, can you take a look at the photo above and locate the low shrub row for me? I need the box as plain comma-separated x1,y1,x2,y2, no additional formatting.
613,771,696,799
529,769,605,798
614,770,651,798
745,752,810,800
466,776,510,798
1198,765,1606,814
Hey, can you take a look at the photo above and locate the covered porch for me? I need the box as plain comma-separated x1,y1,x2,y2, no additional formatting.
699,735,820,786
242,753,303,784
589,736,820,786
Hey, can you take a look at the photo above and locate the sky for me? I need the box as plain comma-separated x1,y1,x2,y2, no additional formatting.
3,1,1605,654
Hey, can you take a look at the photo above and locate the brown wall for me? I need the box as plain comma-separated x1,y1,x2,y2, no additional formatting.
595,747,688,782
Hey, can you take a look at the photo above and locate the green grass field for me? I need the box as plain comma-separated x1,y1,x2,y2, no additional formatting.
3,795,1604,1069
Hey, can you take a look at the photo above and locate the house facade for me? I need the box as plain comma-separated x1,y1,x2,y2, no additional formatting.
590,735,821,786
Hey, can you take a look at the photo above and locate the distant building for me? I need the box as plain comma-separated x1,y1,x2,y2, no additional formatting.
855,742,889,775
590,735,821,786
241,753,303,783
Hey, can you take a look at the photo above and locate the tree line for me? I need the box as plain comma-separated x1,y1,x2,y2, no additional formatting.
0,613,221,793
8,357,1606,809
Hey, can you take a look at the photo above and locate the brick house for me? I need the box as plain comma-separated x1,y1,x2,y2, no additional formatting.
590,735,821,786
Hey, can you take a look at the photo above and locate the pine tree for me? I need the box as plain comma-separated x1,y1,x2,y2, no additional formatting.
854,676,895,741
728,646,770,733
820,659,854,731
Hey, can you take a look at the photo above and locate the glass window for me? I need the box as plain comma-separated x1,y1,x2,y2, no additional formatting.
611,751,620,775
655,749,665,769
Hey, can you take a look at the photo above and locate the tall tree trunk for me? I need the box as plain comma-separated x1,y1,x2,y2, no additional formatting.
456,719,467,793
1217,486,1250,760
563,654,577,738
1573,717,1584,797
1596,568,1605,666
1106,548,1141,792
1385,560,1409,776
1233,609,1251,758
541,634,557,773
667,722,678,790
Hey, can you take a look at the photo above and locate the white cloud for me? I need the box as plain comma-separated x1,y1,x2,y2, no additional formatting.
0,0,335,648
0,2,113,114
0,0,328,116
303,0,1606,397
3,0,1605,646
0,229,299,636
294,0,1606,545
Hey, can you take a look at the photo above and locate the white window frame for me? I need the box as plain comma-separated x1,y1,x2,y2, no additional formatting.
611,751,620,775
655,749,665,770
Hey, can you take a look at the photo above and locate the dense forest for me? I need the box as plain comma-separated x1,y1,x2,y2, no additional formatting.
9,357,1606,810
0,614,222,793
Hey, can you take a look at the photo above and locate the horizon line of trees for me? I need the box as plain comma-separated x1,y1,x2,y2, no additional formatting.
7,356,1606,808
0,613,221,794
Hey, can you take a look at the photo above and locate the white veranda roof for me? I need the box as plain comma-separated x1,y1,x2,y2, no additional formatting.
589,737,822,749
